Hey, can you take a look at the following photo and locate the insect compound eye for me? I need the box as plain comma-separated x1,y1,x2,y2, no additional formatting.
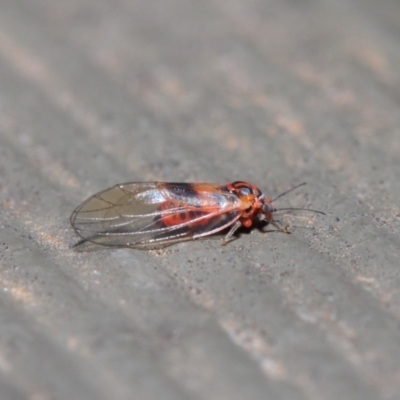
262,203,275,214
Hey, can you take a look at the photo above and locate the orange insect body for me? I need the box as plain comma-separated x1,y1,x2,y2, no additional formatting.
70,181,308,249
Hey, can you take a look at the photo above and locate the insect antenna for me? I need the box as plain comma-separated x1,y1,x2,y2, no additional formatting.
274,207,326,215
270,183,325,215
271,182,307,202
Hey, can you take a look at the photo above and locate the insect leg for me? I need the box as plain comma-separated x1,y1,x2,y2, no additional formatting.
222,221,242,245
270,220,291,234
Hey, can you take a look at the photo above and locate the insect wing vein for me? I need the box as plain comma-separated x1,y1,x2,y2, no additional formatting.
71,182,243,247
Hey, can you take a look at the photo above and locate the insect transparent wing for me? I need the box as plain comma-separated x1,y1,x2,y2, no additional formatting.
138,209,243,248
70,182,243,247
71,183,162,246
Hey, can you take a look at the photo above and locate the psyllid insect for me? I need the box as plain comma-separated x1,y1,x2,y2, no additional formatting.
70,181,324,248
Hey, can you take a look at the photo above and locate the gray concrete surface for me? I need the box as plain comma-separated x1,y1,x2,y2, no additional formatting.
1,0,400,399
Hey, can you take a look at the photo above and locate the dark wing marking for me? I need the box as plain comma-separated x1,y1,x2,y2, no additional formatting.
70,182,244,248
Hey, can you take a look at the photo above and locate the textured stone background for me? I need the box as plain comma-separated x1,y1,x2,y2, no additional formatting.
1,0,400,399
